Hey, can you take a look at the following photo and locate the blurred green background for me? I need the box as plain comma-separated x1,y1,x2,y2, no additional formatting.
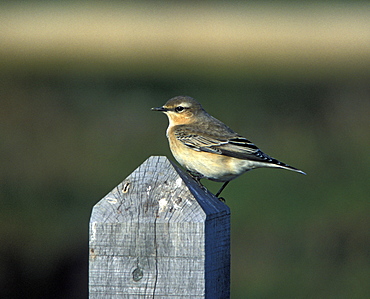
1,1,370,298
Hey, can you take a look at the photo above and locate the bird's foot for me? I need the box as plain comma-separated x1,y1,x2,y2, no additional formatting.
217,196,226,202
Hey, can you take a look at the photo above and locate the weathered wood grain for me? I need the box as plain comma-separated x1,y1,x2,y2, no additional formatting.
89,156,230,298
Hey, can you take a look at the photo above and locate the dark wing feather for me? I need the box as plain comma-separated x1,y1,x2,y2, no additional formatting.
213,136,279,164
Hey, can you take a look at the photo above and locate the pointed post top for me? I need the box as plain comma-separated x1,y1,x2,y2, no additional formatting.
91,156,229,224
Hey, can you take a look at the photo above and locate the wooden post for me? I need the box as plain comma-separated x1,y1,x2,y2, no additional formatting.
89,156,230,298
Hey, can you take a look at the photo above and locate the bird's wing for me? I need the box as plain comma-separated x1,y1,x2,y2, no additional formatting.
174,125,306,174
174,126,274,163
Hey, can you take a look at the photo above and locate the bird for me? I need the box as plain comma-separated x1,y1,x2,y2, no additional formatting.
151,96,306,198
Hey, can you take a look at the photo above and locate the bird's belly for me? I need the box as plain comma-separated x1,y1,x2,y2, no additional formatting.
169,141,246,182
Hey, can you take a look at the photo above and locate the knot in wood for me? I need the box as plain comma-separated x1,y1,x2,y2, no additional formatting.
132,267,143,282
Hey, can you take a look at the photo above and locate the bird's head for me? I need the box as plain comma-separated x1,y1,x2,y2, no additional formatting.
151,96,204,125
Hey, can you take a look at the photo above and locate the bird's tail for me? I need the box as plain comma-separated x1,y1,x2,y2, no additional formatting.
273,159,306,175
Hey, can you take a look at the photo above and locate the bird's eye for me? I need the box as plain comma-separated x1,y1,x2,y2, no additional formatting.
175,106,185,113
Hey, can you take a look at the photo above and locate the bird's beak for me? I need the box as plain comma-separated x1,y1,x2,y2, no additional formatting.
151,106,168,112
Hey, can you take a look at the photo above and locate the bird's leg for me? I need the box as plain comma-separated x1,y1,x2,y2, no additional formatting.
215,181,230,198
187,171,208,192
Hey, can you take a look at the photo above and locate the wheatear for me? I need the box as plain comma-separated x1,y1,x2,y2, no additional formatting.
152,96,306,197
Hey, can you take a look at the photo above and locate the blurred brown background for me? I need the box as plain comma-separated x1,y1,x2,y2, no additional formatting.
1,1,369,298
